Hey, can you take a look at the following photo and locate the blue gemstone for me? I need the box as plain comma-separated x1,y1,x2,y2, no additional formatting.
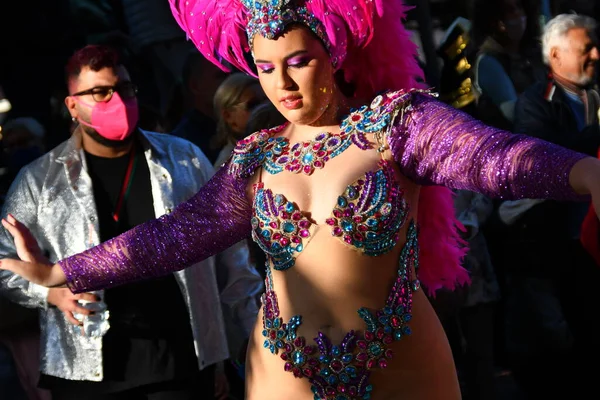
285,202,295,213
347,187,358,199
262,329,268,336
341,220,354,232
337,196,348,207
321,368,330,377
277,330,285,338
274,194,284,205
263,340,269,348
269,344,275,353
369,343,383,356
292,350,305,365
395,306,405,314
328,375,337,385
345,366,356,376
302,153,314,164
366,218,378,227
283,222,295,233
341,354,353,363
332,346,341,356
366,232,377,239
266,320,272,328
403,314,412,322
403,326,412,335
274,318,281,328
319,355,330,363
366,384,373,392
295,244,304,252
384,306,393,315
262,230,271,238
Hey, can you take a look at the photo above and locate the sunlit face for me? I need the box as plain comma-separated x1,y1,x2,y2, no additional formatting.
253,25,338,126
553,27,599,86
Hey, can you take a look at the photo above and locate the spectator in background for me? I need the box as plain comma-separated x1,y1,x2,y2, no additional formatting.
0,44,262,400
212,73,267,168
509,13,600,397
171,52,229,164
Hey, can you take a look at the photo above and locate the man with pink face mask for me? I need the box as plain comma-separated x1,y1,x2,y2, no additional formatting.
0,45,262,400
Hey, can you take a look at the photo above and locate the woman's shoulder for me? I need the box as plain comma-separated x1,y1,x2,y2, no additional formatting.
339,88,438,135
226,123,288,178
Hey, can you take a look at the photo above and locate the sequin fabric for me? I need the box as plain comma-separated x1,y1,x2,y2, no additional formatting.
60,89,588,295
242,0,334,65
261,222,420,400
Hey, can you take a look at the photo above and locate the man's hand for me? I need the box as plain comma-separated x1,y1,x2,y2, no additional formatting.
47,288,98,326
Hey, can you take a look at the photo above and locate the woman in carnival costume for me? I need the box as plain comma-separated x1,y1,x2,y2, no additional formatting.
3,0,600,399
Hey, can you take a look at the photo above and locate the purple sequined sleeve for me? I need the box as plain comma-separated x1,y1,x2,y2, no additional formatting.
389,93,589,200
59,163,252,293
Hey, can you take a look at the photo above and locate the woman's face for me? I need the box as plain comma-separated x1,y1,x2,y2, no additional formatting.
225,84,266,137
252,25,338,127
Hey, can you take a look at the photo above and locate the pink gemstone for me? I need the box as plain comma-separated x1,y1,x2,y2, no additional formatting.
285,344,293,352
383,335,393,344
299,229,310,238
294,337,306,348
358,225,368,232
367,359,376,369
272,233,282,240
280,212,290,219
313,143,322,150
376,328,384,339
293,152,301,158
343,209,353,217
298,220,310,229
284,362,293,371
308,358,319,366
304,345,315,355
326,387,336,396
303,368,313,377
330,360,343,373
333,210,343,218
365,331,374,340
292,212,302,221
337,383,346,393
385,349,394,359
303,165,312,174
379,359,388,369
333,227,343,236
280,238,290,246
391,316,401,328
269,222,278,229
357,340,367,349
353,216,363,223
358,180,365,185
314,160,323,168
303,142,310,147
317,150,327,157
354,233,364,242
325,218,336,226
349,387,357,396
280,353,288,360
291,236,301,244
293,367,302,377
344,235,353,244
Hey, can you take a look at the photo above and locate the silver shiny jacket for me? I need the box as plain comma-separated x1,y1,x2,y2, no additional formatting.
0,129,263,381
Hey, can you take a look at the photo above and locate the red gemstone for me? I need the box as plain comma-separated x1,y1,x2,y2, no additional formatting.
279,238,290,246
343,209,353,217
344,235,353,244
299,229,310,238
269,331,276,339
391,316,401,328
303,368,313,377
357,340,367,349
333,209,343,218
314,161,323,168
313,143,322,150
294,337,306,347
358,225,368,232
304,345,315,355
376,328,384,339
293,367,302,378
303,142,310,147
317,150,327,157
349,387,358,396
354,233,364,242
280,212,290,219
352,114,362,121
333,227,343,236
269,222,278,229
330,360,343,373
337,383,347,393
365,331,374,340
303,165,312,174
383,335,393,344
298,220,310,229
284,362,293,371
379,359,388,369
353,216,363,223
385,349,394,359
280,353,288,360
325,218,336,226
292,212,302,221
367,359,376,369
291,236,301,244
326,387,336,396
356,352,368,361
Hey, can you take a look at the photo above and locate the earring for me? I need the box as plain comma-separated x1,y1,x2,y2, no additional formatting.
72,117,76,122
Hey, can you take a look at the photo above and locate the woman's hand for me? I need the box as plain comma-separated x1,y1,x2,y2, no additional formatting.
0,215,67,287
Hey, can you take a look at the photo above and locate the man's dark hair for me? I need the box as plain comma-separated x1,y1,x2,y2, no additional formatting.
65,44,120,86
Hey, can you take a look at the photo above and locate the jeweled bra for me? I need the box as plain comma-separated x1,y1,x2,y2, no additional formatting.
229,89,425,400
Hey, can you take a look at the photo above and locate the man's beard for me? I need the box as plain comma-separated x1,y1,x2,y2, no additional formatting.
81,124,135,148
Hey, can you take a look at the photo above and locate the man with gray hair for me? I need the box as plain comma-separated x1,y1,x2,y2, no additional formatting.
510,12,600,396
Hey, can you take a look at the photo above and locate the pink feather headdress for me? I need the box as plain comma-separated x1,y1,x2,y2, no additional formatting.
169,0,469,294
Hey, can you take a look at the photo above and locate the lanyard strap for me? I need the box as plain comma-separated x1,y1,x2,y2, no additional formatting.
112,147,138,223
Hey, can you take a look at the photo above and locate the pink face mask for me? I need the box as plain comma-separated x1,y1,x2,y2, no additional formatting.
73,92,139,141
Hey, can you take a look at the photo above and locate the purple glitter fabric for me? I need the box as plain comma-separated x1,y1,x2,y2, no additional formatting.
390,93,587,200
60,93,589,294
61,164,253,293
